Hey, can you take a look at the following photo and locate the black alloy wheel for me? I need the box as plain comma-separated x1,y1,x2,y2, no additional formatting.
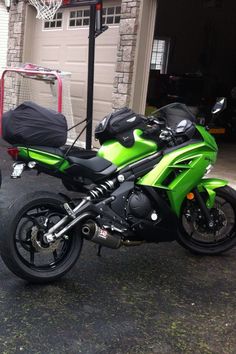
0,192,83,283
178,186,236,255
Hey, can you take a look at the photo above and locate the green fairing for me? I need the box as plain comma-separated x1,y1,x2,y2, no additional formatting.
137,126,218,215
198,178,228,208
18,147,67,170
97,129,157,169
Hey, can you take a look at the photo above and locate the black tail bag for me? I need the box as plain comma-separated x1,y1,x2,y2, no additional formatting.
2,101,68,147
95,107,146,147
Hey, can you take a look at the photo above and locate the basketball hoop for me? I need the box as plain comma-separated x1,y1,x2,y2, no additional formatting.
28,0,63,21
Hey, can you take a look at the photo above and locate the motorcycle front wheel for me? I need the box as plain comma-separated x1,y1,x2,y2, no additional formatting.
178,186,236,255
0,192,83,283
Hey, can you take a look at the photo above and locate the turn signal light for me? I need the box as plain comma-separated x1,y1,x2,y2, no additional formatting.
187,192,195,200
7,147,19,160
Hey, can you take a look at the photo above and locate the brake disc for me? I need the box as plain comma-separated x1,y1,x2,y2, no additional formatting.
31,226,61,253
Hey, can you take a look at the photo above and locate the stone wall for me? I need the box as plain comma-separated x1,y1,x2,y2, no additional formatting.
4,0,27,110
7,0,26,66
112,0,141,110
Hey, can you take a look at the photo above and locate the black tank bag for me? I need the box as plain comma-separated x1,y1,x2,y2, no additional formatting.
95,107,146,147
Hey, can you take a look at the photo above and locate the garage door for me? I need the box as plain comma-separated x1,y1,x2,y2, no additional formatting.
25,0,121,141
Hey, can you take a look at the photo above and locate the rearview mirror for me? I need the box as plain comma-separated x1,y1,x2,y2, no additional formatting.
211,97,227,115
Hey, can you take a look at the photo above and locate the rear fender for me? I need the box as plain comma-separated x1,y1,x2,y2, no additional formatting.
197,178,228,208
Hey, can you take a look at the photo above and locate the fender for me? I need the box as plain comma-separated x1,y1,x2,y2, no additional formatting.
197,178,228,209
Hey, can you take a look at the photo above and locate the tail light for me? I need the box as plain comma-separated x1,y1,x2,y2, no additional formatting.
7,147,19,160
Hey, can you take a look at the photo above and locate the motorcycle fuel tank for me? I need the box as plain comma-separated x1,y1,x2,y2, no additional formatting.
97,129,157,169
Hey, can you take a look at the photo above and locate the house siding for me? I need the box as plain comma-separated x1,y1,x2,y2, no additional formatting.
0,2,9,69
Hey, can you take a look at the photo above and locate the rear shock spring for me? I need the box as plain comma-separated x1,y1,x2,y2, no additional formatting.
89,179,116,199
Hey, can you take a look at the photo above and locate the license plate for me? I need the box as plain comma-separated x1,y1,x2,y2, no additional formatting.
209,128,226,135
11,163,25,179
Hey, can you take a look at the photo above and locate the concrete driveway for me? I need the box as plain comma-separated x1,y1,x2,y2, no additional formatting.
0,142,235,354
210,143,236,188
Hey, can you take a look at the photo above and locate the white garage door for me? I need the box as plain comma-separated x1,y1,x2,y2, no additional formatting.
25,0,121,140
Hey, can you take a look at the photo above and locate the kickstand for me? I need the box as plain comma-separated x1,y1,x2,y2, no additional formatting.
97,245,102,257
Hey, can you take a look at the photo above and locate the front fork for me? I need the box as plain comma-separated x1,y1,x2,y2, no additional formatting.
191,178,228,227
197,178,228,208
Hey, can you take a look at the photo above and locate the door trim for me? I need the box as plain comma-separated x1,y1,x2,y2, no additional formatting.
131,0,158,114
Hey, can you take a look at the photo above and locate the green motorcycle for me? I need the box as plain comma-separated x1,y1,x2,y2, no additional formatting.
1,99,236,283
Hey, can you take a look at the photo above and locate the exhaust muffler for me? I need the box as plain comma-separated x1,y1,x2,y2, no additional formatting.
82,220,121,249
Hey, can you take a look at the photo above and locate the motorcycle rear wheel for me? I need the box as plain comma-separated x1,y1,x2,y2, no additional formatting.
178,186,236,255
0,192,83,283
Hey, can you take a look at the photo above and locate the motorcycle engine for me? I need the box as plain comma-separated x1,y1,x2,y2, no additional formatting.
125,189,162,241
126,190,154,219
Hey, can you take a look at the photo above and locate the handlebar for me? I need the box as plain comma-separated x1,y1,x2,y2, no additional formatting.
143,116,175,147
145,115,190,147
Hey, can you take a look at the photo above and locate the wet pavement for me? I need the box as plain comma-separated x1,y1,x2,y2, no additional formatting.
0,141,236,354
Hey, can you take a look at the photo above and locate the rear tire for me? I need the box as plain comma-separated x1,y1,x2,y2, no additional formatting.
178,186,236,255
0,192,83,283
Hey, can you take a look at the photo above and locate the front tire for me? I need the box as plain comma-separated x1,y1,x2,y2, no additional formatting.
178,186,236,255
0,192,83,283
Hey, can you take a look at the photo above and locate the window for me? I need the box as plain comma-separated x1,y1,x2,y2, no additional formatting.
150,38,170,73
44,12,63,29
102,6,121,25
69,9,90,27
69,6,121,28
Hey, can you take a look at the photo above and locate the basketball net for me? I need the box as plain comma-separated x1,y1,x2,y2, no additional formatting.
28,0,63,21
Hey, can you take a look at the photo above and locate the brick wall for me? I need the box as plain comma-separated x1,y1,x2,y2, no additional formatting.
112,0,141,110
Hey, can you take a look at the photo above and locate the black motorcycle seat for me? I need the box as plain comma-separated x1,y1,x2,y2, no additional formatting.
27,146,97,159
27,146,65,157
66,155,117,182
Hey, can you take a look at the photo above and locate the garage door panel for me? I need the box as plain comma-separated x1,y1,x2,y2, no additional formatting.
96,46,118,63
41,46,61,62
65,46,88,63
96,26,119,44
40,61,61,68
71,98,86,114
94,101,112,115
70,82,85,99
27,3,120,137
94,84,113,101
94,64,116,83
64,64,87,77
